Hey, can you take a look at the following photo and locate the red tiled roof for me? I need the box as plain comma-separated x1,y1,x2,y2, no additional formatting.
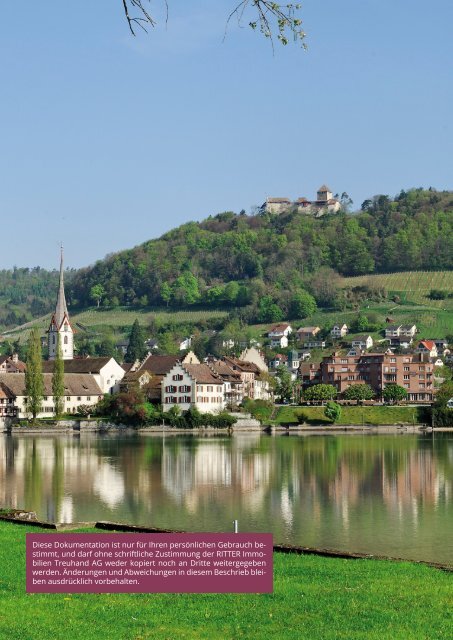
182,364,223,385
139,355,180,375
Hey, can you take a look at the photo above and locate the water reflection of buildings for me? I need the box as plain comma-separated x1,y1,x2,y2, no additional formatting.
161,437,272,514
0,436,127,522
0,434,452,559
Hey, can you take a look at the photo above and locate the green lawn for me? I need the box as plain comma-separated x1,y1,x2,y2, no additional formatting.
274,405,429,426
0,521,451,640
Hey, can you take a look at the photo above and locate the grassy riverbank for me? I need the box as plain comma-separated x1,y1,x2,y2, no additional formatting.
273,405,429,426
0,521,451,640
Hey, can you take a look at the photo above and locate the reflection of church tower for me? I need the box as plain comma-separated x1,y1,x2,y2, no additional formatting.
48,249,73,360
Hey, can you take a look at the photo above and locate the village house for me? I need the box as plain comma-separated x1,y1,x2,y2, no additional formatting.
416,340,438,358
296,326,320,341
269,354,287,369
268,323,292,349
42,357,125,395
162,363,225,414
208,361,244,407
0,382,17,417
119,370,153,393
239,347,268,372
0,373,103,418
350,335,374,351
331,324,348,339
0,354,26,373
385,324,417,347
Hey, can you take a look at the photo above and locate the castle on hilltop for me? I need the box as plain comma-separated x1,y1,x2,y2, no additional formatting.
262,185,341,216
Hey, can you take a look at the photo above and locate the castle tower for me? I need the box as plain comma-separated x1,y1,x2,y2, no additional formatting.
48,249,73,360
317,184,333,202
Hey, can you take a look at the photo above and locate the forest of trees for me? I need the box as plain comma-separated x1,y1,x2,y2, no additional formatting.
66,188,452,318
0,188,451,331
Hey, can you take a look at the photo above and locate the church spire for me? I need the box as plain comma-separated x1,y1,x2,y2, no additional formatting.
48,247,73,360
54,246,69,329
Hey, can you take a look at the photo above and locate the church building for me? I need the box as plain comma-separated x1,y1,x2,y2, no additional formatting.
48,249,74,360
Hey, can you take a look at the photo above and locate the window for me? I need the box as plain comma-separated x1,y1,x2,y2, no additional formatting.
404,366,410,371
390,358,396,363
207,386,213,392
77,396,81,401
173,374,183,381
404,375,410,380
87,396,91,401
52,335,55,344
66,397,70,401
64,336,68,345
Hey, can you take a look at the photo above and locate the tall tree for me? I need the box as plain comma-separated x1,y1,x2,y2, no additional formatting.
25,328,44,421
125,319,147,362
52,336,65,418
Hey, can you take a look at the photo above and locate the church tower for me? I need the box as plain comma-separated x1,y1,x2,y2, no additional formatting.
48,249,73,360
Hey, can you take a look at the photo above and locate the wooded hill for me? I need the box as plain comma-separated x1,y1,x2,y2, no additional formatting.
67,188,452,321
0,188,452,330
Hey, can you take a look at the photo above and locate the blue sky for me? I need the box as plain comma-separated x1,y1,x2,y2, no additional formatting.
1,1,452,269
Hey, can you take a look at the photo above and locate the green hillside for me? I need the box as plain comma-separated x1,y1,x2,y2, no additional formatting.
67,189,452,322
0,188,452,348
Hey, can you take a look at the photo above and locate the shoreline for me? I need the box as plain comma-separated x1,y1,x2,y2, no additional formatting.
2,419,449,435
1,514,451,572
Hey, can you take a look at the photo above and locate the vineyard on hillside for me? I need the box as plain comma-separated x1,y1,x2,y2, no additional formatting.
341,271,453,307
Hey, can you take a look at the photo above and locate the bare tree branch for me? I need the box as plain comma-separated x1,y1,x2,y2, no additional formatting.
226,1,306,50
122,0,157,36
121,1,305,48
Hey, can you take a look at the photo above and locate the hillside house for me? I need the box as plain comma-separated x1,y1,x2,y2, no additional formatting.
416,341,438,358
297,326,320,341
331,324,348,339
385,324,417,347
269,354,287,369
268,323,292,349
350,335,373,351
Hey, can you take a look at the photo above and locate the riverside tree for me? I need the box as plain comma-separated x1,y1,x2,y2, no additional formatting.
24,328,44,421
324,401,341,423
51,336,65,418
383,384,408,405
344,384,374,402
304,384,337,403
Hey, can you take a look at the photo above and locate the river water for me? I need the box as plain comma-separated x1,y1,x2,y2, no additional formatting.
1,432,452,565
